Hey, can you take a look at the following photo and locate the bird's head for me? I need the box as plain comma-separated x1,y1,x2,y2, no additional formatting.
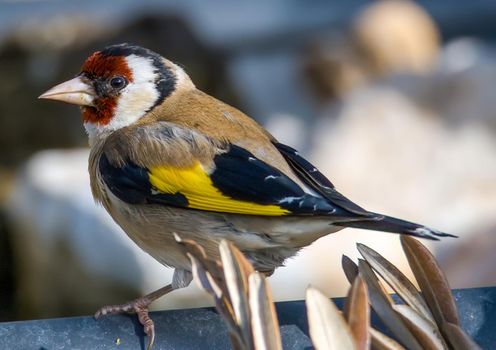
40,43,193,138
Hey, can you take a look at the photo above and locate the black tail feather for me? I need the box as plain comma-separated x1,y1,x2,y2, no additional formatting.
334,214,457,240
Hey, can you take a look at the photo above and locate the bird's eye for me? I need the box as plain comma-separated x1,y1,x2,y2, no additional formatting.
109,76,127,90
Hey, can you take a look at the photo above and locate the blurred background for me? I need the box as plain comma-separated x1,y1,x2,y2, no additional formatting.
1,0,496,322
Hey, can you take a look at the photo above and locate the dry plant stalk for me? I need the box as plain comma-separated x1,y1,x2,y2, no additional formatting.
176,234,481,350
350,236,481,350
176,236,281,350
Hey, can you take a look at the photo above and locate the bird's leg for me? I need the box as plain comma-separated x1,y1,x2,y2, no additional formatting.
94,269,192,349
95,284,174,349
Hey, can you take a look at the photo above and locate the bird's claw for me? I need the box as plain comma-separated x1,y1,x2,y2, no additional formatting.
137,308,155,350
95,298,155,350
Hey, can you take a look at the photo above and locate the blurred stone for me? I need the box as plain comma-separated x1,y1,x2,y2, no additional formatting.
353,0,440,76
409,38,496,131
439,38,492,74
312,85,496,235
303,34,369,100
6,149,211,319
264,113,308,151
303,0,441,101
301,34,496,293
307,81,496,289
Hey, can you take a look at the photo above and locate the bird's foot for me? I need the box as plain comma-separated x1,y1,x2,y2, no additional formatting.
94,295,152,317
95,297,155,350
95,284,173,350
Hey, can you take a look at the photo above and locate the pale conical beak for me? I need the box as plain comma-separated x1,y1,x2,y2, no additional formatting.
39,76,96,107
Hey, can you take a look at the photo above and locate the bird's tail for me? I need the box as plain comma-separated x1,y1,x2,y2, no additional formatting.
334,213,456,240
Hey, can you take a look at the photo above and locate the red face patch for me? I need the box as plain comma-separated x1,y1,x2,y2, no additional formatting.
80,52,134,125
82,98,116,126
81,52,134,81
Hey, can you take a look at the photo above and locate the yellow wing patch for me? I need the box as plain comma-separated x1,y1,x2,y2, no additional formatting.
148,162,289,216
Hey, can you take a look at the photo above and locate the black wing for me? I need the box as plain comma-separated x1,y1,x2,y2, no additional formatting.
99,144,339,216
274,142,375,217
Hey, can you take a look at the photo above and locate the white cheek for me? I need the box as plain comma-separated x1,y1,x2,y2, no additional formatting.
84,54,159,139
107,82,158,129
109,55,159,130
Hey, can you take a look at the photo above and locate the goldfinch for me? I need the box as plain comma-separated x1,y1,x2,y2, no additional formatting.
39,43,453,346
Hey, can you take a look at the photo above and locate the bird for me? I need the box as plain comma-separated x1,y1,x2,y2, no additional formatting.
39,43,454,348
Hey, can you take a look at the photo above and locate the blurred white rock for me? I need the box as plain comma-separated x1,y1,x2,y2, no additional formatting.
303,0,441,101
264,113,308,151
353,0,440,76
314,85,496,230
7,149,210,317
275,37,496,296
309,83,496,289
